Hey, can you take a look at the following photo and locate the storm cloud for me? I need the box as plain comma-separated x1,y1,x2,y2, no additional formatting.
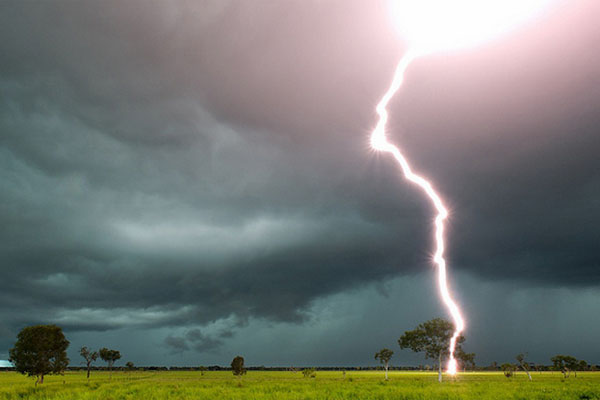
0,1,598,365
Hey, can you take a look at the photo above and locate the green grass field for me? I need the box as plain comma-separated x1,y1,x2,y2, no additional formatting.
1,370,599,400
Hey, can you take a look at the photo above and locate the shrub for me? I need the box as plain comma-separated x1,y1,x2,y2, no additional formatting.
502,363,516,378
302,368,316,378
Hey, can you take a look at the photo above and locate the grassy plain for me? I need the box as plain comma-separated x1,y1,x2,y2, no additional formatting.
0,370,599,400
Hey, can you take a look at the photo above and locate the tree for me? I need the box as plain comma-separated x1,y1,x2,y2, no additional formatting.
302,368,316,378
515,353,532,381
551,355,579,378
231,356,246,376
568,357,581,377
199,365,207,376
577,360,588,376
125,361,135,371
456,349,476,372
374,348,394,380
99,348,121,378
501,363,516,378
398,318,465,382
9,325,69,384
80,346,98,379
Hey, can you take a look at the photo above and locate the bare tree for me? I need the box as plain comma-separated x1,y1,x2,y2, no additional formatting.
516,353,532,381
80,346,98,379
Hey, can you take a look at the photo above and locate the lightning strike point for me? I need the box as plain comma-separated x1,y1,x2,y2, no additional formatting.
447,358,458,375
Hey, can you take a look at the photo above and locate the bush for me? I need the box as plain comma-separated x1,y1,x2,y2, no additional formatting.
302,368,316,378
231,356,246,376
501,363,516,378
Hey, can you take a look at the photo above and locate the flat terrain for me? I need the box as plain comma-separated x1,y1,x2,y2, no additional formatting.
0,370,599,399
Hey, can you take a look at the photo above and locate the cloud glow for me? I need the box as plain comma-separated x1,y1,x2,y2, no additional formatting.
390,0,558,54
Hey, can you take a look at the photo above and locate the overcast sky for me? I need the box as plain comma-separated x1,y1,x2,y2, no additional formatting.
1,1,599,367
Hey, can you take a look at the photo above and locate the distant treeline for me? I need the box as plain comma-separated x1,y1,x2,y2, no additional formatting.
2,365,598,372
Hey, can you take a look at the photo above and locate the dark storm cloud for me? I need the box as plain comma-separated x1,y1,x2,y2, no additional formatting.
0,0,598,361
164,335,190,353
165,328,230,353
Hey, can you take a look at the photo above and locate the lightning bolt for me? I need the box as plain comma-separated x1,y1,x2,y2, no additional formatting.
370,49,465,375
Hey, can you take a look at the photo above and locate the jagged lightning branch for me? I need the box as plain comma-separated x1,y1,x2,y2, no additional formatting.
370,49,465,375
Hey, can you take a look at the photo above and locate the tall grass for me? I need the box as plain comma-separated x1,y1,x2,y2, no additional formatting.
0,370,598,399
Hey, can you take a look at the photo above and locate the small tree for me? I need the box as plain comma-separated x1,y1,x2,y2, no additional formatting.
231,356,246,376
80,346,98,379
515,353,532,381
577,360,588,376
99,348,121,378
502,363,516,378
551,355,578,378
199,365,207,376
125,361,135,371
456,349,476,372
374,348,394,380
567,357,580,377
398,318,465,382
302,368,316,378
9,325,69,384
